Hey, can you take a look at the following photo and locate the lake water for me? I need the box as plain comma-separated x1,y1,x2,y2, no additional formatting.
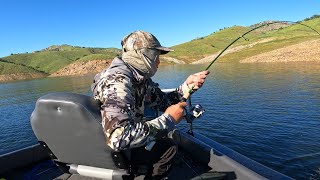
0,62,320,179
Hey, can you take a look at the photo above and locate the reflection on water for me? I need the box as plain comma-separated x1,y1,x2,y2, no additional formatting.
0,62,320,179
0,75,94,155
155,62,320,179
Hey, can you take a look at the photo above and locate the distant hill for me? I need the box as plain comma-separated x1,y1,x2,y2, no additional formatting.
166,26,253,63
166,16,320,64
248,20,290,32
1,15,319,82
0,45,120,81
2,45,120,74
0,60,48,81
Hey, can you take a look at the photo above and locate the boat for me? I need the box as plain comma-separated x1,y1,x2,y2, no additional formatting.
0,92,293,179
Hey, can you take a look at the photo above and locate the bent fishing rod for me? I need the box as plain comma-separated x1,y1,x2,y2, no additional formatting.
181,20,319,135
181,20,320,102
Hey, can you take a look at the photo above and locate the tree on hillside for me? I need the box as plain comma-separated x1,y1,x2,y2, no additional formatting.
304,15,320,21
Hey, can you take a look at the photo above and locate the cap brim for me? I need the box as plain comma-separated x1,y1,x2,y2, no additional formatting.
155,46,174,54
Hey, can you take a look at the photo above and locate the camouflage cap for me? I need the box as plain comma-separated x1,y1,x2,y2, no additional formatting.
121,30,173,54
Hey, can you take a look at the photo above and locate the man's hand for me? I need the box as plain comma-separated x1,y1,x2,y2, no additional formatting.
164,102,187,124
185,70,210,91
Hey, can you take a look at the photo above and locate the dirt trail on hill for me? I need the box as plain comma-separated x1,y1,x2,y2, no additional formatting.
0,60,111,82
50,60,111,77
240,39,320,63
192,39,320,64
192,38,274,64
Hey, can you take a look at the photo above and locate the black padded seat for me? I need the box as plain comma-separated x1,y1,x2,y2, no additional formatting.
30,92,118,169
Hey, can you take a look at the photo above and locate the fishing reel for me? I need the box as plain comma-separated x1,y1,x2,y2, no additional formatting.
185,104,205,123
191,104,205,118
184,97,205,136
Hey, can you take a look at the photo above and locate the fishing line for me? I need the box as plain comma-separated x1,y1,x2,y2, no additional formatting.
283,152,320,164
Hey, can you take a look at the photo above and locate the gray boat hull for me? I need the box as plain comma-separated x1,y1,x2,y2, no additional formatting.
0,92,292,180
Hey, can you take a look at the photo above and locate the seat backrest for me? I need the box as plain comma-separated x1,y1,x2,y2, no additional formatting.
30,92,118,169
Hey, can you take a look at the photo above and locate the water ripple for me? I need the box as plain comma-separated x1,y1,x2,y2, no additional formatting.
1,63,320,179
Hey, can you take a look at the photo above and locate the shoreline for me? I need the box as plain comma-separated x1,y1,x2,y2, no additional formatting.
2,60,320,83
0,73,48,83
1,38,320,83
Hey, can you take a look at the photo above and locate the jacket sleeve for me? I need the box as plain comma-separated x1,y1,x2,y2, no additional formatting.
146,79,186,112
92,71,177,151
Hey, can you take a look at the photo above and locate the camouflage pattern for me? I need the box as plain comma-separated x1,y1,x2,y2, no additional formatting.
121,31,173,54
91,57,186,151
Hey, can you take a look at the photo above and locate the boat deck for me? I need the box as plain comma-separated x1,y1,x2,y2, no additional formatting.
1,151,228,180
0,130,292,180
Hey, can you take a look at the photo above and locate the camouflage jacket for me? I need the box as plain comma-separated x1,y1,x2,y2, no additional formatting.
91,57,186,151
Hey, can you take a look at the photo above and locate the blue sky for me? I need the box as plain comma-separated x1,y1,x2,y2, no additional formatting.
0,0,319,57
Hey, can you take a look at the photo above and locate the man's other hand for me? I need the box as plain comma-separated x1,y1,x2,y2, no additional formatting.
164,102,187,124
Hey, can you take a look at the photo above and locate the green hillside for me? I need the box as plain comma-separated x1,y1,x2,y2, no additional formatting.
167,16,320,63
1,15,319,82
217,18,320,63
167,26,255,63
0,60,45,75
77,53,117,62
2,45,120,74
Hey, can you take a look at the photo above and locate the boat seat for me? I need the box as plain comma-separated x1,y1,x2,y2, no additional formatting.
30,92,121,170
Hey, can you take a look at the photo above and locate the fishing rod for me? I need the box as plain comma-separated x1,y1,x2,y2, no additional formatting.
182,20,320,101
182,20,320,135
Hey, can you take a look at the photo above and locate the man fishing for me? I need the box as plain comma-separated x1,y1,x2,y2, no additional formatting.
91,30,209,179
